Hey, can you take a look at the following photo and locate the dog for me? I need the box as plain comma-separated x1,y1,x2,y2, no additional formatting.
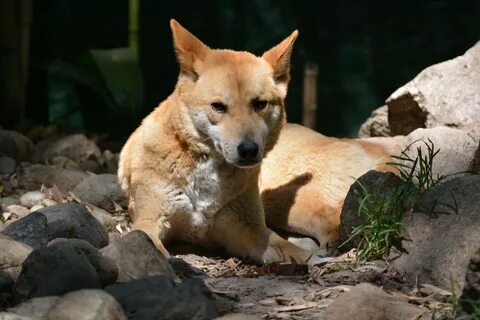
118,19,393,264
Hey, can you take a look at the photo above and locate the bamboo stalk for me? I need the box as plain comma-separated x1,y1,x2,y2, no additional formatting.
302,63,318,130
129,0,139,56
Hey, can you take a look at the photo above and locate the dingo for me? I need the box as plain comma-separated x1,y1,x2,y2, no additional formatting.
118,20,393,264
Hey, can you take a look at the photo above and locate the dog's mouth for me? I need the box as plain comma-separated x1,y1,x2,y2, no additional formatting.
233,159,262,169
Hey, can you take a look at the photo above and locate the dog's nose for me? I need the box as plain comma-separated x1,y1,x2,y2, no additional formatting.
237,140,259,161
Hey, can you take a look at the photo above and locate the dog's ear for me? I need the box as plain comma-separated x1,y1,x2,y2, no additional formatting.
262,30,298,84
170,19,209,79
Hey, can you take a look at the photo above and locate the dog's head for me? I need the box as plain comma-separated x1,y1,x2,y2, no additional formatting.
171,19,297,168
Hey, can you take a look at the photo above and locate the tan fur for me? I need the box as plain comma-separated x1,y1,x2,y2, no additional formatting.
119,20,394,264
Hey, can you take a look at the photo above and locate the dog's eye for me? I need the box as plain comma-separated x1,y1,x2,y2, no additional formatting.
252,99,268,112
211,102,227,113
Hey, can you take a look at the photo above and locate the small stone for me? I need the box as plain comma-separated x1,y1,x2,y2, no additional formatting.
325,283,428,319
0,198,19,213
0,157,16,175
1,212,51,249
0,130,36,162
72,174,126,212
15,244,101,300
6,205,29,219
101,231,174,282
8,296,59,319
36,134,102,165
28,204,44,213
85,204,116,231
0,236,33,280
48,238,118,286
42,199,57,207
45,289,126,320
19,192,46,209
0,312,35,319
36,203,108,248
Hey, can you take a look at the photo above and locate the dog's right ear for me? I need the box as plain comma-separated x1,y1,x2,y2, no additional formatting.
170,19,209,80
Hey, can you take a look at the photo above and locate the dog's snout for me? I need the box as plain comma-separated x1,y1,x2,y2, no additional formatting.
237,140,259,161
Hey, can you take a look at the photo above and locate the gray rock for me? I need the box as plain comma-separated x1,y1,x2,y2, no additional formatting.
19,192,45,209
0,312,34,320
0,272,14,309
358,105,391,138
36,203,108,248
48,238,118,286
8,296,59,319
46,289,127,320
393,175,480,290
324,283,428,320
401,127,478,180
15,244,101,300
0,197,19,213
0,130,35,162
105,276,175,319
386,41,480,139
2,212,51,249
143,278,220,320
336,170,403,252
0,222,3,233
0,236,33,280
460,248,480,315
72,174,126,211
0,157,16,175
471,141,480,174
36,134,102,165
101,231,174,282
21,164,89,193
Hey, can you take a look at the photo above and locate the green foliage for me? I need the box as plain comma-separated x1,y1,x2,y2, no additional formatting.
450,276,480,320
345,139,446,262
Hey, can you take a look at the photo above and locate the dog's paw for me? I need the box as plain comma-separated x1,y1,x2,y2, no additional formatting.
262,237,312,264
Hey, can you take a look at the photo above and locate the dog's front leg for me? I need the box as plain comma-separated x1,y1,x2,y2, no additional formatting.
209,187,312,264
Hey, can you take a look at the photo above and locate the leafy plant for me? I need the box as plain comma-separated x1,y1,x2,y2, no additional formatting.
343,139,446,262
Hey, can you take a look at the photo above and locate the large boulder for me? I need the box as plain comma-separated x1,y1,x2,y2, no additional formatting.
36,134,102,165
2,212,51,249
393,175,480,290
101,231,174,282
0,131,35,162
386,41,480,139
72,174,126,211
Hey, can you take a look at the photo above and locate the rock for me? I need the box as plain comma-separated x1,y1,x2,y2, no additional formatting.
85,205,116,231
358,105,391,138
393,175,480,290
2,212,51,249
0,157,16,175
79,160,103,174
15,244,101,300
0,222,4,233
48,238,118,286
0,198,19,213
0,130,35,162
36,203,108,248
8,296,59,319
386,42,480,139
0,272,14,309
336,170,403,251
471,141,480,173
216,315,261,320
101,231,174,282
45,289,127,320
168,258,206,279
5,205,29,219
36,134,102,165
460,248,480,314
0,236,33,280
401,127,477,180
72,174,126,211
50,156,80,170
0,312,35,320
21,164,89,193
19,192,45,209
324,283,428,320
105,276,175,319
144,278,220,320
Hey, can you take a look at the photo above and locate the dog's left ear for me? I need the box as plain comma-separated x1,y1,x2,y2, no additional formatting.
262,30,298,84
170,19,209,79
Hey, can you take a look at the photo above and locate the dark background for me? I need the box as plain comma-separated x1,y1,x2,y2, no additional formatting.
2,0,480,141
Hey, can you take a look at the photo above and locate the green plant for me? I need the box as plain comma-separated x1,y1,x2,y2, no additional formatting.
450,276,480,320
343,139,445,262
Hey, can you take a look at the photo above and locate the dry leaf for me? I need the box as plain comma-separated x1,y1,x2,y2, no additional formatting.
68,191,82,204
2,212,12,221
275,302,316,312
112,200,123,212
